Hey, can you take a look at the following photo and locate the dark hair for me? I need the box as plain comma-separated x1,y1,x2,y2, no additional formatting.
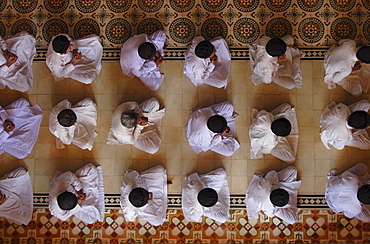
129,187,149,207
266,38,287,57
197,188,218,207
348,111,370,129
195,40,215,59
271,118,291,137
207,115,227,133
57,191,78,210
57,109,77,127
52,35,70,54
138,42,156,60
121,110,138,128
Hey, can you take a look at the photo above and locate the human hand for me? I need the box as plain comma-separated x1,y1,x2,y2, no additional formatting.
77,190,86,205
0,192,6,205
72,50,82,65
138,116,149,126
4,119,15,133
155,51,163,65
5,51,18,67
352,61,362,71
277,54,286,64
210,54,218,64
220,126,230,137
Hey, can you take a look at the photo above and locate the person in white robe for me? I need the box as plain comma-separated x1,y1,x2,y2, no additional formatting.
325,163,370,222
0,167,33,225
249,35,304,89
46,34,103,84
0,32,36,92
183,36,231,88
320,100,370,150
246,166,301,224
106,97,165,154
249,103,298,164
120,30,166,91
120,165,167,226
0,98,43,159
49,98,97,150
186,101,240,157
324,40,370,96
49,163,105,224
182,168,230,223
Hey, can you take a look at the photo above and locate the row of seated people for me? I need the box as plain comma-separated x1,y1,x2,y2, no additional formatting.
1,32,370,96
1,163,369,226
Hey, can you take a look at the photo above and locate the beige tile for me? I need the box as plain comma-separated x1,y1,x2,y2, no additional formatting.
299,176,315,194
231,175,249,193
314,176,328,194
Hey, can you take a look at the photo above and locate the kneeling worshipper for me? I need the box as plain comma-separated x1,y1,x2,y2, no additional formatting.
186,101,240,157
324,40,370,96
0,167,33,225
106,97,165,154
246,166,301,224
249,103,298,164
120,30,166,91
325,163,370,222
120,165,168,226
249,35,304,89
49,163,104,224
46,34,103,84
0,32,36,92
0,98,43,159
320,100,370,150
182,168,230,223
49,98,97,150
183,36,231,88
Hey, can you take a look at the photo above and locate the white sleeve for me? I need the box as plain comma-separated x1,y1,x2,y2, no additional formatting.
274,207,298,224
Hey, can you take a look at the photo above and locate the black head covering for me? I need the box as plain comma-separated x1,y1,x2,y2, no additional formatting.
138,42,156,60
57,191,78,210
356,46,370,64
357,184,370,205
195,40,215,59
52,35,71,54
207,115,227,133
57,109,77,127
129,187,149,207
271,118,291,137
197,188,218,207
270,188,289,207
348,110,370,129
266,38,287,57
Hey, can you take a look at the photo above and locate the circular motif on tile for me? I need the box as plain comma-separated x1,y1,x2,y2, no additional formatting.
75,0,101,13
201,0,227,12
329,0,355,11
13,0,37,13
330,17,356,41
298,17,324,43
138,0,163,12
297,0,323,11
0,22,5,37
11,19,37,36
201,18,228,40
106,18,132,44
45,0,69,13
233,18,259,43
266,18,292,38
266,0,291,12
234,0,259,12
363,0,370,10
106,0,132,12
43,19,69,43
137,18,163,35
363,19,370,41
74,19,100,39
170,0,195,12
170,18,196,43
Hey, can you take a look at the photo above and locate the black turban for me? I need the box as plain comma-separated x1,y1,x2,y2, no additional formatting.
270,188,289,207
195,40,215,59
129,187,149,207
356,46,370,64
266,38,287,57
207,115,227,133
138,42,156,60
348,110,370,129
57,191,78,210
52,35,70,54
271,118,291,137
197,188,218,207
57,109,77,127
357,184,370,205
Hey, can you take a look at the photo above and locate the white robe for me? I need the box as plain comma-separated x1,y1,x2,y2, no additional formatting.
320,100,370,150
0,167,33,225
120,165,167,226
246,166,301,225
0,32,36,92
325,163,370,222
46,34,103,84
183,36,231,88
186,101,240,157
249,103,298,163
0,98,43,159
106,98,165,154
49,98,98,150
182,168,230,223
120,30,166,91
49,163,105,224
249,35,304,89
324,39,370,96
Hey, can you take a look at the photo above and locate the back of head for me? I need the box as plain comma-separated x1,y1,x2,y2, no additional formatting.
129,187,149,207
348,110,370,129
356,46,370,64
270,188,289,207
52,35,70,54
271,118,292,137
57,109,77,127
207,115,227,133
138,42,156,60
121,110,137,128
57,191,78,210
195,40,215,59
357,184,370,204
197,188,218,207
266,38,287,57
